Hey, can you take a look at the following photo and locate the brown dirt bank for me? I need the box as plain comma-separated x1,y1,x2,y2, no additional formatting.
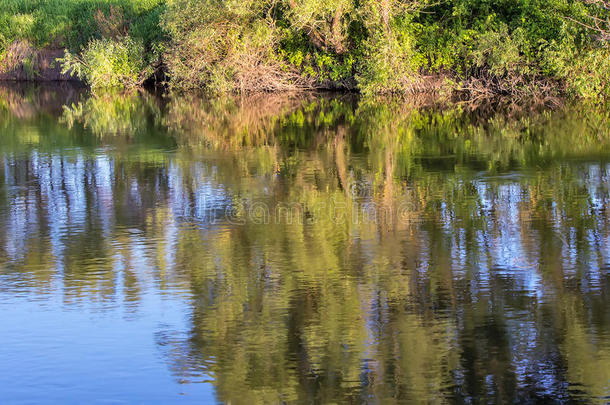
0,42,79,82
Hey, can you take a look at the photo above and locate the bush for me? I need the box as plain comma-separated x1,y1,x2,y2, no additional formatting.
356,0,426,95
161,0,313,92
60,36,152,89
544,44,610,100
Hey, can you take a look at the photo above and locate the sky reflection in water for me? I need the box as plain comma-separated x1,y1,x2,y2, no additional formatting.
0,85,609,403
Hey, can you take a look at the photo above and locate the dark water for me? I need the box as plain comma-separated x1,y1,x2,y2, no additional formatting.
1,84,610,404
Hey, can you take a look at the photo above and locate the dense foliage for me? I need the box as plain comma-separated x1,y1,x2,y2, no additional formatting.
1,0,610,97
59,36,152,88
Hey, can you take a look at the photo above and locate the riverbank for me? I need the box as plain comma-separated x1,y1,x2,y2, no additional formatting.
1,0,609,100
0,42,75,82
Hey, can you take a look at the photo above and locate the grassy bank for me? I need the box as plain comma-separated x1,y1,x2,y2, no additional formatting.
1,0,609,100
0,0,164,82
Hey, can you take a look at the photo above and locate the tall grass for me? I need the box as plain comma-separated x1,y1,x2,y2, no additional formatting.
0,0,164,51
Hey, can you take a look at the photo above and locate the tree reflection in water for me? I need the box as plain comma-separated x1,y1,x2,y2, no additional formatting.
0,85,609,403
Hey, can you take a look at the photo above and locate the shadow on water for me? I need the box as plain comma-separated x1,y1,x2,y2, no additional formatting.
0,83,609,403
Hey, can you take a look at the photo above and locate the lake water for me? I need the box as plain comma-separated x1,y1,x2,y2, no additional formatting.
1,84,609,404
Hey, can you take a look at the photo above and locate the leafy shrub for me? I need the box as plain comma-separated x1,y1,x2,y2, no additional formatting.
285,0,355,55
544,44,610,100
161,0,313,92
60,36,151,89
356,0,426,95
469,25,524,77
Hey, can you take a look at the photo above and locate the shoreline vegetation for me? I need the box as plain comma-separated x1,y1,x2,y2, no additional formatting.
0,0,609,101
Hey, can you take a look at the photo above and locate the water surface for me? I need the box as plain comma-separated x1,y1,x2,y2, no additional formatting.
1,85,609,403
